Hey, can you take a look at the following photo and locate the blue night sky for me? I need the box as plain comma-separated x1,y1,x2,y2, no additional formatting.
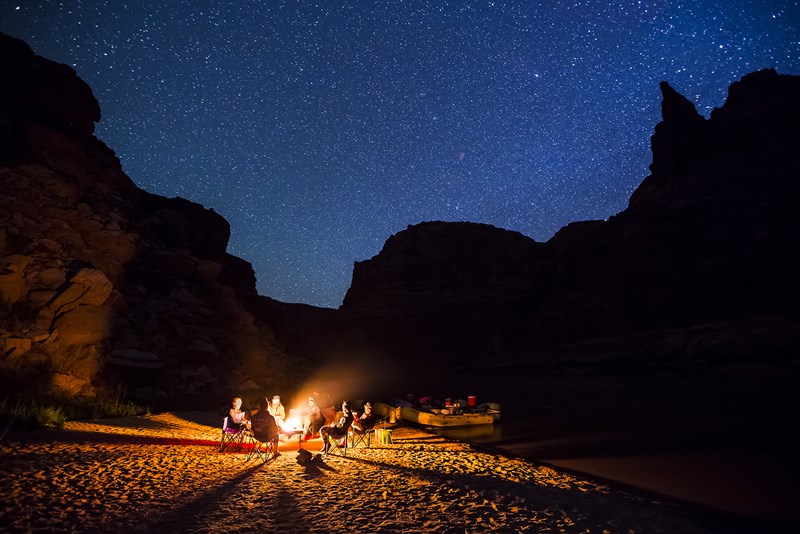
3,1,799,308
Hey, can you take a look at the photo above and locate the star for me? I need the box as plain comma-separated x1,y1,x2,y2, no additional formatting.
2,1,798,307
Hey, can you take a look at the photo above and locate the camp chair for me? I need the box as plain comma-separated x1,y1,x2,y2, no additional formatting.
349,420,377,449
348,427,371,449
245,416,279,463
325,431,349,457
351,411,390,449
220,416,246,452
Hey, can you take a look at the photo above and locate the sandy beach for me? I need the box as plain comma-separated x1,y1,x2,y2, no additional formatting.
0,411,755,533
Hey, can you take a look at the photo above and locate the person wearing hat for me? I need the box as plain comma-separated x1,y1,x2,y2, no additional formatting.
267,395,286,428
352,401,375,433
302,396,325,440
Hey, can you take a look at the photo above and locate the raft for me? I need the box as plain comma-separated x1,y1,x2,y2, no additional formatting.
398,405,495,428
373,402,400,421
373,401,501,428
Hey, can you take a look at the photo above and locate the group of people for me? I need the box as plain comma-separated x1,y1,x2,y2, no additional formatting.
229,395,286,431
319,400,376,454
229,395,285,454
228,395,377,454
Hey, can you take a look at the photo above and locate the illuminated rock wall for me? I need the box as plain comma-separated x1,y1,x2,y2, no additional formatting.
0,33,305,408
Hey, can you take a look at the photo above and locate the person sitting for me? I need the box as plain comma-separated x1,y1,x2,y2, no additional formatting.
320,401,354,454
268,395,286,428
303,396,326,440
250,396,280,456
229,397,250,430
353,401,376,432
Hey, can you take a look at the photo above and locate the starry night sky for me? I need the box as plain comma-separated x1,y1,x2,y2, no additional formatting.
3,1,799,308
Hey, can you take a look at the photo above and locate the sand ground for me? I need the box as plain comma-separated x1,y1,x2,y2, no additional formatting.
0,412,743,533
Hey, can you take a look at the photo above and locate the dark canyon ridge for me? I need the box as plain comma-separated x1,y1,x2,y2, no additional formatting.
1,32,799,408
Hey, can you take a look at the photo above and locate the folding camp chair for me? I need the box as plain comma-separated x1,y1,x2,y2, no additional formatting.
244,415,279,463
322,405,354,456
220,416,247,452
348,425,373,449
325,432,349,457
351,412,389,449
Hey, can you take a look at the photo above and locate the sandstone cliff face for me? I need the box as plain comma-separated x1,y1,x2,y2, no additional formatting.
332,69,800,375
0,34,302,407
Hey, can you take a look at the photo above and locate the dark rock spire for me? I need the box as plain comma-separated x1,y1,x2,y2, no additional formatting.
648,81,707,175
658,81,704,125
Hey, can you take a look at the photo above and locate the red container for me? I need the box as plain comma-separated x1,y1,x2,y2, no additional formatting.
467,395,477,407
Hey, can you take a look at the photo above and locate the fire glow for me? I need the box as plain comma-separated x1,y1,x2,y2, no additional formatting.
281,414,304,433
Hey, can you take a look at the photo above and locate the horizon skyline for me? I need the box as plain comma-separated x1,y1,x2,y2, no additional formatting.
3,1,799,307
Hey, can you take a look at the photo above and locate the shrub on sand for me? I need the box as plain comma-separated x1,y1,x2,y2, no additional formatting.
0,392,147,431
62,395,146,420
0,398,66,429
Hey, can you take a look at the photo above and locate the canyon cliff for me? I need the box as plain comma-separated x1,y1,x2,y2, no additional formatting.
2,32,798,411
0,34,309,408
308,68,800,379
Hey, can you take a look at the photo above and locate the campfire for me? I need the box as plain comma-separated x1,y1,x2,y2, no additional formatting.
281,413,304,434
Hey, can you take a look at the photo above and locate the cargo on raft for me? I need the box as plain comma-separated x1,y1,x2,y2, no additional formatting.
374,400,501,428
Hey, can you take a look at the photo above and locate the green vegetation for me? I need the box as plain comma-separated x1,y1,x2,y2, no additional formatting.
0,393,147,431
0,398,66,429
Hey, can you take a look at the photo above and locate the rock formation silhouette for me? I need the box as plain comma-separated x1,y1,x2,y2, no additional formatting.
312,69,800,378
2,32,798,411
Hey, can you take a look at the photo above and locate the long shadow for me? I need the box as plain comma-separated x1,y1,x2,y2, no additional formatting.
327,449,780,534
475,424,800,460
132,462,267,531
269,478,314,531
151,458,315,531
347,443,496,457
299,460,331,480
390,436,448,444
313,459,339,472
300,463,325,479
